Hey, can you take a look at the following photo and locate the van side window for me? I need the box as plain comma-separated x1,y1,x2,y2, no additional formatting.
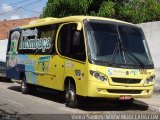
58,23,86,61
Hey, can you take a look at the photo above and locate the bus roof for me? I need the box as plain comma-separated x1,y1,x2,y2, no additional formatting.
22,16,133,29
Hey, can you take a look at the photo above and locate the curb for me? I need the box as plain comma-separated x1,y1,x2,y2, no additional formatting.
148,104,160,112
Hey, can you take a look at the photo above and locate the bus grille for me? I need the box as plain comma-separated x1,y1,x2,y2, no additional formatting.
107,90,142,94
111,78,141,84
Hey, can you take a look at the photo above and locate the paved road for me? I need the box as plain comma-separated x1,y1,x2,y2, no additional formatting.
0,79,158,120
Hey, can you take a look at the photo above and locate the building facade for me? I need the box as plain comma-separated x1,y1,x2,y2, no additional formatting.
0,17,38,40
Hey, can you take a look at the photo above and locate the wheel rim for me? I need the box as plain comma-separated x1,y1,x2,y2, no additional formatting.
66,88,75,103
22,80,26,91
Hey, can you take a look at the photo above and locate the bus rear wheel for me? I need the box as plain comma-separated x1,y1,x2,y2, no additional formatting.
21,76,37,94
65,83,78,108
21,76,29,94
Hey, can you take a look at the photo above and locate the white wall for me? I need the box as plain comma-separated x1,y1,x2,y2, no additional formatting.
138,22,160,81
0,40,8,62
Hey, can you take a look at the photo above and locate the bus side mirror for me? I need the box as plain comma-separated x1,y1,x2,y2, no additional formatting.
73,31,81,47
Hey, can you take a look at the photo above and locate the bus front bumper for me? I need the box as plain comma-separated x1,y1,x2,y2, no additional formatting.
86,81,154,99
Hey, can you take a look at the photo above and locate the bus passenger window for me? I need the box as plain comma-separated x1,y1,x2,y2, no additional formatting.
70,30,86,61
58,25,69,56
18,25,58,55
58,23,86,62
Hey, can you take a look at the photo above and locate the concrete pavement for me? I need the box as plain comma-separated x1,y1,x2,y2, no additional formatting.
0,80,160,120
136,81,160,113
136,93,160,113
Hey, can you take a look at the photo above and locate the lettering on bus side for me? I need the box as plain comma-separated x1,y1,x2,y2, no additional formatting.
19,28,51,52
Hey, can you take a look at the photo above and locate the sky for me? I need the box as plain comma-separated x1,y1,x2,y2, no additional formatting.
0,0,48,21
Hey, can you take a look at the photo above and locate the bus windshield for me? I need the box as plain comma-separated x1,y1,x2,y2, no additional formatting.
85,20,154,68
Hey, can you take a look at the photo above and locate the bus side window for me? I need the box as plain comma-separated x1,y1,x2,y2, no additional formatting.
18,25,58,55
57,24,69,56
58,23,86,62
40,25,58,54
70,30,86,61
68,24,86,62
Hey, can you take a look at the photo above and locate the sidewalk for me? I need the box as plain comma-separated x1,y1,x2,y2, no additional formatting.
136,83,160,113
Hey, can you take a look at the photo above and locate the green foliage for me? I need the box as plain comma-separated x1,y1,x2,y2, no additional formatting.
118,0,160,23
97,1,115,18
41,0,93,18
41,0,160,23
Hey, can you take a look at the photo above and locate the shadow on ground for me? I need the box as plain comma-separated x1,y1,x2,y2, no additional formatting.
0,77,12,83
78,99,148,111
8,85,65,104
7,85,149,112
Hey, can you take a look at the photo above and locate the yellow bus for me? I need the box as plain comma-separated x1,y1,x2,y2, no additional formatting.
6,16,155,107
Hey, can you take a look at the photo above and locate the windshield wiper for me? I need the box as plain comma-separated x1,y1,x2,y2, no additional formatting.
109,27,128,66
109,39,127,66
109,43,145,68
122,47,145,68
109,42,119,66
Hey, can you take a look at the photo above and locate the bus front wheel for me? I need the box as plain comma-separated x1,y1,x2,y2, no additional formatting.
65,83,78,108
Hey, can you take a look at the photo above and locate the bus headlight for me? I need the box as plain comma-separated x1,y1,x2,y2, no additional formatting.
90,70,108,82
145,75,155,84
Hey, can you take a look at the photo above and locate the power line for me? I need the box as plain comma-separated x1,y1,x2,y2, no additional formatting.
4,0,31,6
0,0,42,16
21,8,42,13
11,4,42,14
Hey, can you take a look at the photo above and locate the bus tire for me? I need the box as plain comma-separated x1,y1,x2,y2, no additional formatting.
65,83,78,108
28,84,37,94
21,76,29,94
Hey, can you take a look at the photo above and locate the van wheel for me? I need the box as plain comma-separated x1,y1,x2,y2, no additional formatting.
21,76,28,94
65,83,78,108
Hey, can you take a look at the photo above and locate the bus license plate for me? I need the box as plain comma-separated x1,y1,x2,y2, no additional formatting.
119,96,131,100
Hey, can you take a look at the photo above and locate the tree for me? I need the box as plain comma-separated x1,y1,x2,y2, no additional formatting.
118,0,160,23
41,0,160,23
96,1,115,18
41,0,93,18
41,0,116,18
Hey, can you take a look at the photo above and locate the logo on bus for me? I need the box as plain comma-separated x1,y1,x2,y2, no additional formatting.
19,28,51,52
139,69,151,75
8,56,17,67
